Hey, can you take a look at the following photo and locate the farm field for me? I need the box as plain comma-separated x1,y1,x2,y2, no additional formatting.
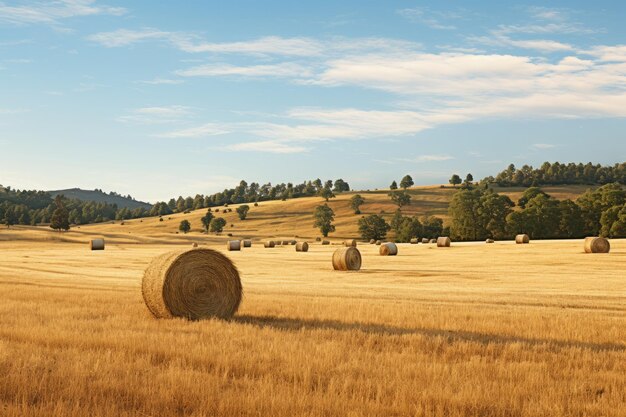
0,231,625,416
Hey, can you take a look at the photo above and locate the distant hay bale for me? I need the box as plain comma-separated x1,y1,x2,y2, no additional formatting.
290,240,297,245
141,248,242,320
515,234,530,244
215,209,220,212
227,240,241,251
274,240,282,246
410,238,418,244
295,242,309,252
332,247,362,271
90,238,105,251
375,240,382,245
369,239,376,244
322,240,330,245
485,238,494,244
584,237,610,253
379,242,398,256
242,239,252,248
264,241,275,248
344,239,357,247
315,237,321,242
429,239,436,244
227,233,233,237
437,237,451,247
282,240,290,245
422,238,429,244
192,242,198,248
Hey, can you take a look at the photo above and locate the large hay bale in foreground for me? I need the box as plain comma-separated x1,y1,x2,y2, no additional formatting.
515,234,530,244
410,238,418,244
242,239,252,248
584,237,610,253
295,242,309,252
142,248,242,320
90,238,105,251
485,239,494,244
422,238,429,244
379,242,398,256
321,240,330,245
437,237,451,247
264,241,275,248
227,240,241,251
344,239,357,247
332,247,362,271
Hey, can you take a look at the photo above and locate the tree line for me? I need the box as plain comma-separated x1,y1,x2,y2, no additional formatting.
483,162,626,187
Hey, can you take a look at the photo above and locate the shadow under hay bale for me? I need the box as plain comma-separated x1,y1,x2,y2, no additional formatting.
515,234,530,244
90,238,105,251
332,247,362,271
142,248,242,320
584,237,610,253
227,240,241,251
295,242,309,252
437,237,451,247
380,242,398,256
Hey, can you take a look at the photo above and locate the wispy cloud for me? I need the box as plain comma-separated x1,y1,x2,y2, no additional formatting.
227,140,309,154
397,7,459,30
531,143,557,150
0,0,126,25
118,105,193,124
156,123,230,138
413,154,455,162
176,63,311,79
137,78,185,85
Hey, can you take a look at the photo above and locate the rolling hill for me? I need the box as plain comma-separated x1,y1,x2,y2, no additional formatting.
47,188,152,210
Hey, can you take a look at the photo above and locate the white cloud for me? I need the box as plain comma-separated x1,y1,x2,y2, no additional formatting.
413,154,455,162
118,105,193,124
156,123,230,138
176,63,311,78
531,143,557,150
397,7,458,30
137,78,185,85
0,0,126,25
228,140,309,154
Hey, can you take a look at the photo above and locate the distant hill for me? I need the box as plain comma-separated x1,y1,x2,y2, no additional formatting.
47,188,152,210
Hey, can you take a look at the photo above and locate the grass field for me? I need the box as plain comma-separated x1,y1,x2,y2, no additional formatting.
0,226,625,416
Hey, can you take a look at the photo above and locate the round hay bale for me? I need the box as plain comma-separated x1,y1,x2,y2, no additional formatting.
485,238,494,244
321,240,330,245
295,242,309,252
242,239,252,248
437,237,451,247
422,238,429,244
515,234,530,244
315,237,321,242
375,240,382,245
290,240,297,245
344,239,357,247
379,242,398,256
332,247,361,271
192,242,198,248
264,241,275,248
90,238,105,251
429,238,437,244
227,240,241,251
274,240,282,246
142,248,242,320
410,238,418,244
282,240,290,245
584,237,610,253
369,239,376,244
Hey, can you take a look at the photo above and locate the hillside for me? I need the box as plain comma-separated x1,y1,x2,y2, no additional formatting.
47,188,152,210
0,184,595,245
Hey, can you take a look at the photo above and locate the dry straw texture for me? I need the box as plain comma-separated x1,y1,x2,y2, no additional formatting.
516,234,530,244
264,241,275,248
242,240,252,248
295,242,309,252
344,239,357,247
486,239,495,244
584,237,610,253
332,247,362,271
227,240,241,251
437,237,451,247
379,242,398,256
90,238,105,251
141,248,242,320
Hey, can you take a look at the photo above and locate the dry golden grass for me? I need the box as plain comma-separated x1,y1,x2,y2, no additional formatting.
0,226,625,416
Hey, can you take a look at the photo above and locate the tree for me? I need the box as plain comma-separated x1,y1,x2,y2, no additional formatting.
396,216,423,242
318,186,335,202
449,174,462,187
209,217,227,233
236,204,250,220
50,195,70,231
449,188,484,241
350,194,365,214
201,210,214,233
389,190,411,207
358,214,390,240
333,179,350,192
179,219,191,234
313,204,335,237
465,173,474,185
390,181,398,190
558,199,585,238
517,187,547,209
400,175,414,190
421,216,444,239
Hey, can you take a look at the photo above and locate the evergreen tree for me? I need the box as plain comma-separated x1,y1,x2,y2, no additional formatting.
50,195,70,231
389,181,398,190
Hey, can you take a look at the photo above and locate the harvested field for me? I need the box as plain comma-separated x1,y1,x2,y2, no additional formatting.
0,230,625,417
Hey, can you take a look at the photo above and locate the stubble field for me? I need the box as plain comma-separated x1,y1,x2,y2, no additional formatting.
0,228,625,416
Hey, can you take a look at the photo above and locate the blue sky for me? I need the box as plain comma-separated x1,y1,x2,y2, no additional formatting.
1,0,625,202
